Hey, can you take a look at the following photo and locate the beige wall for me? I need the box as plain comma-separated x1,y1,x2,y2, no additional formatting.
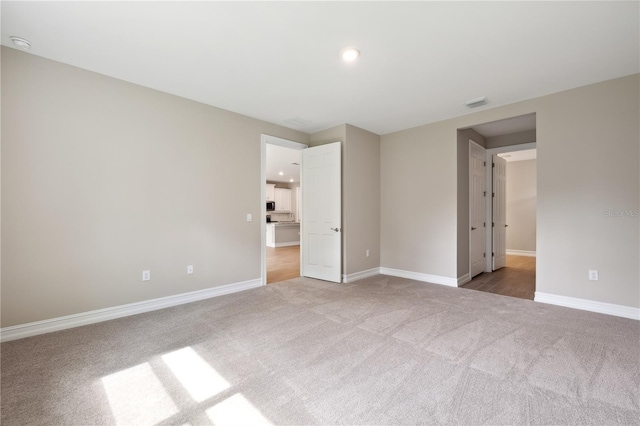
382,74,639,308
309,124,381,276
506,160,537,252
1,47,309,326
309,125,346,147
382,123,459,278
343,124,381,275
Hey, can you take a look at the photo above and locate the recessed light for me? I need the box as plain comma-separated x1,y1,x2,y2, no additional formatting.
341,47,360,62
10,36,31,51
278,171,284,176
289,179,294,182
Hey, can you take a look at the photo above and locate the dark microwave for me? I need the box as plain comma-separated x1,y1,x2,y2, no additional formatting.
266,201,275,211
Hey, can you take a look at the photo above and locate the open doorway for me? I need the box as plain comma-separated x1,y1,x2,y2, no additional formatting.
261,136,343,286
465,147,537,299
460,114,537,300
261,136,306,285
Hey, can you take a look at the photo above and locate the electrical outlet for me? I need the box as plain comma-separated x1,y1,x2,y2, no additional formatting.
246,213,252,222
588,270,599,281
365,249,370,257
187,265,194,275
142,270,151,281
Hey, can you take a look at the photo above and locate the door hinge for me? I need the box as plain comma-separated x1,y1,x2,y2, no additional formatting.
483,252,486,258
483,191,486,197
492,252,495,257
492,163,495,168
492,192,495,198
483,222,486,227
483,161,486,167
492,222,495,227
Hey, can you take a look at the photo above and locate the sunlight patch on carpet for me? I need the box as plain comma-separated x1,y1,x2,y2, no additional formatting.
206,393,273,425
101,362,178,425
162,346,231,402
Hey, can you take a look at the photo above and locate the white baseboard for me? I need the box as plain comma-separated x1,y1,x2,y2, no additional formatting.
535,292,640,320
457,273,471,286
0,278,263,342
274,242,300,247
266,242,300,248
506,249,536,257
379,267,458,287
343,267,381,283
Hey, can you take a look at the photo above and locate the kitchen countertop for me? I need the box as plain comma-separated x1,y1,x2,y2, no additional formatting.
268,222,300,226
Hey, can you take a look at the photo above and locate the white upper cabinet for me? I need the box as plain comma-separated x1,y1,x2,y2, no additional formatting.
266,184,276,201
274,187,291,212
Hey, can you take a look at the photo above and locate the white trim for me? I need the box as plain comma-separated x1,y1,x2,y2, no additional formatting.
0,279,263,342
457,273,471,286
506,249,536,257
343,267,381,283
535,292,640,320
267,241,300,248
380,267,458,287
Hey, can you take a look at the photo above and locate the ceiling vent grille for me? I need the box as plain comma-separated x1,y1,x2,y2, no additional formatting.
464,97,489,108
283,116,312,128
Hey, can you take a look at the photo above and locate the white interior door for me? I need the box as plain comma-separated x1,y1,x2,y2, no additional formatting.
301,142,342,282
470,141,486,278
492,155,507,270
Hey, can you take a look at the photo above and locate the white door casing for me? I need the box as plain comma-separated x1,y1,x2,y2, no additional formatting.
469,141,486,278
492,154,507,270
301,142,342,282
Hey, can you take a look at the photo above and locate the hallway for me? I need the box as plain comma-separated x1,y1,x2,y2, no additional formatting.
461,255,536,300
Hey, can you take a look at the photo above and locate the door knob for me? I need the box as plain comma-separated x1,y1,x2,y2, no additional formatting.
330,227,341,232
471,227,477,230
505,224,509,228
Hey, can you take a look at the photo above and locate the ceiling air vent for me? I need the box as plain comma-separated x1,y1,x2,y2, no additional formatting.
464,96,489,108
283,116,312,128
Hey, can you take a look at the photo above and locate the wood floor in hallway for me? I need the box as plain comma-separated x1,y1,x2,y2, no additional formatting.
461,255,536,300
267,245,300,284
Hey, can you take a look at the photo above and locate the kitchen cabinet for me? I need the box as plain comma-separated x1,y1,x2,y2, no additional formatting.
266,184,276,202
274,187,291,212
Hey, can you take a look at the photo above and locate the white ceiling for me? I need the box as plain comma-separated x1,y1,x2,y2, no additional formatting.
2,2,638,136
266,144,301,183
498,149,537,163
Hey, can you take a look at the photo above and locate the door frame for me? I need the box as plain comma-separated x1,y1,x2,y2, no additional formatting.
484,142,536,272
260,134,308,286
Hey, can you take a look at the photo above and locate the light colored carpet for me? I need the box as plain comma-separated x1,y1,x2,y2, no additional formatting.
2,275,639,425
